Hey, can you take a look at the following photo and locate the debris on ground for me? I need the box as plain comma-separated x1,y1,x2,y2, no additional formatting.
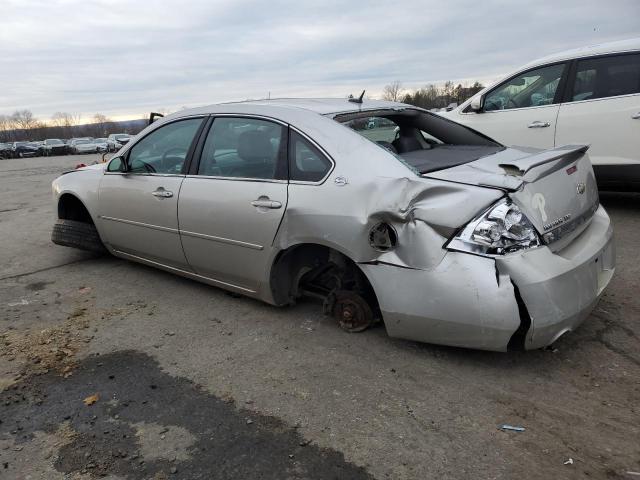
83,393,99,406
0,307,91,379
499,424,526,432
564,458,574,465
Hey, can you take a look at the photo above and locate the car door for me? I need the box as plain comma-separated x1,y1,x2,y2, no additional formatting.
555,52,640,186
98,116,205,269
178,116,289,292
457,62,568,149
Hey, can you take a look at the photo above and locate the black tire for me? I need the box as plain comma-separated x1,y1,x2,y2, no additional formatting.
51,219,107,254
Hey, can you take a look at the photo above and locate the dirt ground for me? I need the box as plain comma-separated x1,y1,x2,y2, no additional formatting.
1,154,639,480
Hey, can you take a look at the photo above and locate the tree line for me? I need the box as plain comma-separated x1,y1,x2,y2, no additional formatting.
1,83,486,143
0,110,146,143
382,80,485,109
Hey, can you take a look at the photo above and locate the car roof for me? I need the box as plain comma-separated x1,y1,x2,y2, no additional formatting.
171,97,411,120
522,37,640,69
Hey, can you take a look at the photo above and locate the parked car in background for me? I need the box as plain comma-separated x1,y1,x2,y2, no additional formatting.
11,141,40,158
0,143,12,159
50,98,614,352
93,138,110,153
42,139,68,156
440,38,640,191
107,133,132,151
71,139,99,154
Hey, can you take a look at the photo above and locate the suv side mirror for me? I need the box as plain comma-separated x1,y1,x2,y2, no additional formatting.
469,96,483,112
106,156,126,173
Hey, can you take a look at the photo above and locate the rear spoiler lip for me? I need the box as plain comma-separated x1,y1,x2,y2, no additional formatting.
498,144,589,177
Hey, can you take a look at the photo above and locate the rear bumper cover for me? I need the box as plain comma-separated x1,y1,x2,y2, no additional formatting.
360,206,614,351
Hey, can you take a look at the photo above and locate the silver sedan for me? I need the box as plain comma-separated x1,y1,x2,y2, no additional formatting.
50,98,614,351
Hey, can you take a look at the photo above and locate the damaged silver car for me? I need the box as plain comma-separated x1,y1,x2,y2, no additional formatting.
50,98,615,351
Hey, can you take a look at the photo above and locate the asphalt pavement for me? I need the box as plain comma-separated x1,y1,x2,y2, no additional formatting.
1,154,639,479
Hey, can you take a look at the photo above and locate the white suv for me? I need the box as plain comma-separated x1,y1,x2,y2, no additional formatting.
441,38,640,190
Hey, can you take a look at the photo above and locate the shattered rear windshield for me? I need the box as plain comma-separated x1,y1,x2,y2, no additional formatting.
334,109,504,174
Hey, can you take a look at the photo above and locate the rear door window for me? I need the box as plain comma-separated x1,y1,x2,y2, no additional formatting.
197,117,287,180
571,53,640,101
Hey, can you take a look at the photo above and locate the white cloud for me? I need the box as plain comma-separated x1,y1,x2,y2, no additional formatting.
0,0,638,120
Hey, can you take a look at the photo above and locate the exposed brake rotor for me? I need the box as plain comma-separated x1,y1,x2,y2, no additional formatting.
330,290,374,333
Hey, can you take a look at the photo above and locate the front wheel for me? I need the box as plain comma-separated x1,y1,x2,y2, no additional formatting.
51,219,107,254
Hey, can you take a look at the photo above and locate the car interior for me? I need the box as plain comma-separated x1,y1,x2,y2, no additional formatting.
198,119,285,179
336,109,504,174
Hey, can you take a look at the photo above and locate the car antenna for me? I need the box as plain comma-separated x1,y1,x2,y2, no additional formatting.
148,112,164,125
348,90,365,104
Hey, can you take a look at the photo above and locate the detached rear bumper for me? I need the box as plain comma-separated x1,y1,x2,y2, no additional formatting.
360,206,614,352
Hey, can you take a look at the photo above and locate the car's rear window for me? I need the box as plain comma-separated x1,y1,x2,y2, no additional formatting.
334,109,503,174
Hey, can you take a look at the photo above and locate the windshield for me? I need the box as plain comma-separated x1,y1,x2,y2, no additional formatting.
335,108,503,174
47,139,63,144
75,140,90,145
115,134,129,140
95,138,107,143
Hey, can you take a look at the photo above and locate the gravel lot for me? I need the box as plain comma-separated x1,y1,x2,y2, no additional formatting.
1,154,639,479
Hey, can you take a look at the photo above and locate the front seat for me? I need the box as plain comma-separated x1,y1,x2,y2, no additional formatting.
236,130,276,179
392,128,424,153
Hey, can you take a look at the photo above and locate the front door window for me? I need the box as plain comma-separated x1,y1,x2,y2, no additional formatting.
484,63,566,111
127,118,203,174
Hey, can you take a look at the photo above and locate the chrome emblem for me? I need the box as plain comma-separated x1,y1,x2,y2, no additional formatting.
334,176,348,186
543,214,572,231
576,182,586,194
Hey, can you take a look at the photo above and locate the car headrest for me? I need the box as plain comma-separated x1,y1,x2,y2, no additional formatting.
237,130,274,162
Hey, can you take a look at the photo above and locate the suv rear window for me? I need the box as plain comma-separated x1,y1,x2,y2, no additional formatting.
572,53,640,101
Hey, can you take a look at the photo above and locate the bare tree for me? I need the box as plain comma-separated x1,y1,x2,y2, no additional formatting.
0,114,13,142
51,112,80,128
11,110,38,133
90,113,115,137
382,81,403,102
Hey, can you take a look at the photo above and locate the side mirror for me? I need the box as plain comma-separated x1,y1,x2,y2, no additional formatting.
106,156,126,173
469,95,483,112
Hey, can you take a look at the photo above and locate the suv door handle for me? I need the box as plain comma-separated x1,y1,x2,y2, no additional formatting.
152,189,173,198
632,112,640,119
528,121,551,128
251,199,282,209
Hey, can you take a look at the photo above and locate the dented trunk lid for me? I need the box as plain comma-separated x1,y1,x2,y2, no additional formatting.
425,144,600,244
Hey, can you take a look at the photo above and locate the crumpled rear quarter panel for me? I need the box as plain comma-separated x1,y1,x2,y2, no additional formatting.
360,252,521,351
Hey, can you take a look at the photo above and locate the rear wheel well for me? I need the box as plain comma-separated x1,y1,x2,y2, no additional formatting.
269,244,381,317
57,194,93,224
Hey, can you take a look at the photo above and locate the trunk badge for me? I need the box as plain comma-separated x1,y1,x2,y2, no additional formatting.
576,183,586,194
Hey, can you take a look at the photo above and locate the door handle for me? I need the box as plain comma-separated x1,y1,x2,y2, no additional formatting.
632,112,640,119
527,121,551,128
251,199,282,209
152,189,173,198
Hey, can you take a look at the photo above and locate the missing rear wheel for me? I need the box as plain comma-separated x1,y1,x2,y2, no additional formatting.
331,290,374,333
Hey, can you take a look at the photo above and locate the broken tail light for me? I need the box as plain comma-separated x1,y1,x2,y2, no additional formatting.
447,199,541,256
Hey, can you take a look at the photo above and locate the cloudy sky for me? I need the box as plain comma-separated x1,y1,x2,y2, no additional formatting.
1,0,638,121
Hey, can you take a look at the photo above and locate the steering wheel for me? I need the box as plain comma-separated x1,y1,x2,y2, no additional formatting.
142,162,156,173
506,98,518,109
161,147,187,172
